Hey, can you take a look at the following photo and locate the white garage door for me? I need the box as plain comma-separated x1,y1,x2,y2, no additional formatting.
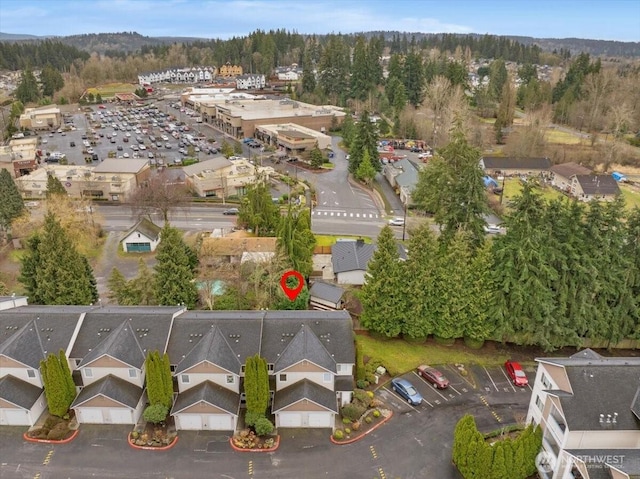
108,408,133,424
203,414,233,430
308,412,332,428
177,414,202,430
78,408,104,424
278,412,302,428
3,409,29,426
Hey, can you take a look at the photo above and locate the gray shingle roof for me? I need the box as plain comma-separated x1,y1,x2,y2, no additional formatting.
79,320,145,369
331,241,376,273
272,378,337,413
0,306,89,364
481,156,551,170
0,375,43,409
70,306,180,360
123,218,161,242
549,162,591,178
393,158,419,189
0,320,45,368
274,324,335,373
175,325,242,374
171,380,239,416
309,281,345,305
71,374,142,408
542,358,640,431
575,174,621,196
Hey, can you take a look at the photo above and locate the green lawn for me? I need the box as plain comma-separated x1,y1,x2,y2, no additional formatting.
356,335,511,375
85,82,136,98
544,128,583,145
621,185,640,211
501,178,564,206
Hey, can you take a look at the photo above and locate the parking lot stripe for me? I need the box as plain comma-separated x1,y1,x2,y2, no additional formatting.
498,367,518,392
444,364,477,389
483,366,500,392
449,385,462,395
412,371,449,401
378,467,387,479
383,387,422,411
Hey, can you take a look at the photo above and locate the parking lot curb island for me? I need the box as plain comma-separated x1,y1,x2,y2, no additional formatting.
330,410,393,445
128,434,179,451
229,434,280,452
23,428,80,444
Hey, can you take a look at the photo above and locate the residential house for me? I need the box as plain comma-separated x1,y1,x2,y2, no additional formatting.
200,237,277,266
219,63,243,77
331,240,407,286
275,64,303,81
68,307,183,425
383,158,420,206
570,175,621,202
167,310,354,431
480,156,552,177
19,105,61,130
309,281,346,311
549,162,592,192
0,305,90,425
138,67,217,86
236,74,266,90
526,349,640,479
121,218,162,253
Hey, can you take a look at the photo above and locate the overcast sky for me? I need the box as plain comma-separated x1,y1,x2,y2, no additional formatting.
1,0,639,42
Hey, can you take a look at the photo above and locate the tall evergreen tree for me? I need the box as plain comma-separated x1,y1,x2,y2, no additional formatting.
130,258,156,305
348,110,379,174
317,35,350,103
46,173,67,197
355,149,377,185
153,225,198,308
40,351,76,417
412,121,489,248
15,67,40,104
0,168,25,233
276,205,316,277
350,36,372,101
359,226,404,338
40,64,64,97
20,212,97,305
403,51,424,107
238,177,281,237
301,50,316,93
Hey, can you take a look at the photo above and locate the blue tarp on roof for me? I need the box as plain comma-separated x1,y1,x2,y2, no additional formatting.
483,176,499,188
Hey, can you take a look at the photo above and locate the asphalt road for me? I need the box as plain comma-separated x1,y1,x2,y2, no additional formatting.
0,363,531,479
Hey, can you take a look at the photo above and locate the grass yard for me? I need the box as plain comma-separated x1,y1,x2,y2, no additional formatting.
356,335,512,374
544,128,584,145
85,82,137,98
620,185,640,211
501,178,564,206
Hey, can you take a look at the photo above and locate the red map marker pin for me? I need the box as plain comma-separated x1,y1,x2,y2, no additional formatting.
280,270,304,301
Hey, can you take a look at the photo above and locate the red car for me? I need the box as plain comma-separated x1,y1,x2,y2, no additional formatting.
504,360,528,387
417,365,450,389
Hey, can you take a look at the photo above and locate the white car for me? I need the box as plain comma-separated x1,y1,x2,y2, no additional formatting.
123,153,130,158
484,224,502,234
389,217,405,226
139,145,146,150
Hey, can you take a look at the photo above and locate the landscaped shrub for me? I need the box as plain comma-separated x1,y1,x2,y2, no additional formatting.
365,416,373,424
344,428,351,435
370,398,384,408
341,403,366,421
355,342,365,381
366,391,374,399
351,421,361,431
356,379,369,389
43,416,64,430
333,429,344,440
352,389,371,407
47,423,70,440
254,417,274,436
372,409,381,418
245,410,263,427
365,373,377,385
143,404,168,424
342,417,352,425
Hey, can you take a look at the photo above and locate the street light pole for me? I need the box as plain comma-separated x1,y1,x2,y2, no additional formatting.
402,203,407,241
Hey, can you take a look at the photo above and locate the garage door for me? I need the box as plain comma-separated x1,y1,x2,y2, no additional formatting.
2,409,29,426
127,243,151,253
203,414,233,430
278,412,302,428
308,412,332,428
108,408,133,424
177,414,202,430
78,408,104,424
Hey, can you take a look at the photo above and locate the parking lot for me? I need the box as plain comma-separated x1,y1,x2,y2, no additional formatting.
38,102,221,169
379,363,532,431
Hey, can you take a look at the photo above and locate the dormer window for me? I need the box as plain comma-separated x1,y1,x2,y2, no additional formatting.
27,369,36,378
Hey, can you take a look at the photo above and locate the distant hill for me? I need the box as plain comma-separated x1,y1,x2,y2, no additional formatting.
1,30,639,58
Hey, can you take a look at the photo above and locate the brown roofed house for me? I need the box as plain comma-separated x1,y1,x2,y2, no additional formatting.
550,162,592,192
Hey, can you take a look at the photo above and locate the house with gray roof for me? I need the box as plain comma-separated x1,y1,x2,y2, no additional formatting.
549,162,591,192
527,349,640,479
0,375,47,426
331,239,407,286
121,218,162,253
570,174,621,202
383,158,420,205
480,156,551,177
309,281,345,311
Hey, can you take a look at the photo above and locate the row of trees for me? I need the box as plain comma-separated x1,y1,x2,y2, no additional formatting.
452,415,542,479
243,355,274,436
15,66,65,104
40,350,76,418
143,351,174,424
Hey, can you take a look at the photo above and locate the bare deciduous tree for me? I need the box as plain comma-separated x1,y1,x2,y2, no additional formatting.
128,170,191,223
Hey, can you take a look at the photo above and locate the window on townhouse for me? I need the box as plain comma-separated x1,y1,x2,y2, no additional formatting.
541,373,551,389
226,375,234,384
128,369,137,378
268,364,274,372
241,365,246,374
323,373,332,383
536,395,544,411
279,374,287,382
27,369,36,378
181,374,189,384
84,368,93,378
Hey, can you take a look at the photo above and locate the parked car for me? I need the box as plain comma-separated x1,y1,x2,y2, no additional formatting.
504,360,528,387
69,141,76,147
223,207,239,215
416,365,450,389
390,378,423,405
484,224,501,234
388,217,405,226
